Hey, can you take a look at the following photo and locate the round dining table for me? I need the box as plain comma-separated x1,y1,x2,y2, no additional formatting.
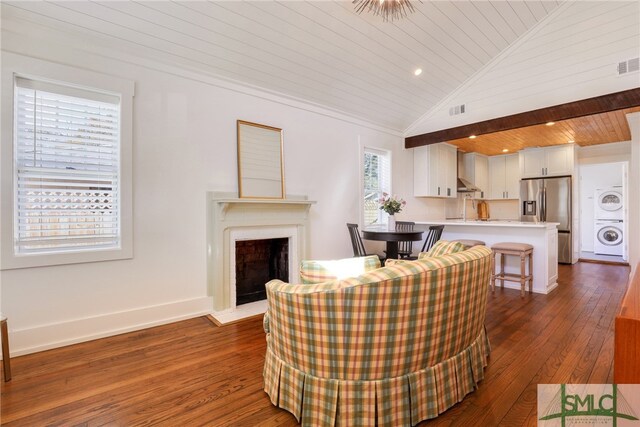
361,227,424,260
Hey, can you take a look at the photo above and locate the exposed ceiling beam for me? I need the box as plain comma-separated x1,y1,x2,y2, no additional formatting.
404,88,640,149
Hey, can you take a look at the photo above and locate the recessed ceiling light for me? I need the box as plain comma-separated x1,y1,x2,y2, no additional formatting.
414,68,422,76
546,121,555,126
567,139,575,143
502,148,509,153
469,135,476,139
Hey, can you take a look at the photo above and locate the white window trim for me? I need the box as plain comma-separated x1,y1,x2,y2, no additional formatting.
1,53,134,269
359,142,392,228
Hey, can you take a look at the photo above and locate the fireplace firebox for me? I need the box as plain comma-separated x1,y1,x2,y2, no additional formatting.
235,238,289,305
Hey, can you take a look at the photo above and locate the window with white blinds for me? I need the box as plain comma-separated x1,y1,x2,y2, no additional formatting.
363,147,391,227
14,77,121,254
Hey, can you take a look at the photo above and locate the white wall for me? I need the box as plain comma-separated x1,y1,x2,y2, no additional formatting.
406,1,640,136
578,141,632,165
578,162,626,252
0,20,448,356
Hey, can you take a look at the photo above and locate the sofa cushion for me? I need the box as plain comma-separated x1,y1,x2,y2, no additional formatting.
419,240,466,259
299,255,381,284
383,258,412,267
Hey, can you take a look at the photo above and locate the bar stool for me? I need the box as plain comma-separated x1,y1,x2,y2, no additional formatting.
452,239,486,249
490,242,533,297
1,313,10,381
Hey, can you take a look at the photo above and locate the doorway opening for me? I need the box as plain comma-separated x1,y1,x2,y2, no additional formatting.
579,161,628,264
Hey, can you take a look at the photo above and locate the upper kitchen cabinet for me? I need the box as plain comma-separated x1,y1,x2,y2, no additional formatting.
488,154,519,200
462,153,489,199
414,143,457,198
520,144,575,178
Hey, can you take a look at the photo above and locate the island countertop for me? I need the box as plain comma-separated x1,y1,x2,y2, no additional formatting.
415,219,559,229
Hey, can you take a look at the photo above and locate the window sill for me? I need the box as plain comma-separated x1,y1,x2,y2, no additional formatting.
0,246,133,270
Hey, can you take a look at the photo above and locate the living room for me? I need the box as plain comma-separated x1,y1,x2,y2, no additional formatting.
1,1,639,425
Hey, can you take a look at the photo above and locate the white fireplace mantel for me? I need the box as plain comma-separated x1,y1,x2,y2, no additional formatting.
207,192,315,324
214,197,315,220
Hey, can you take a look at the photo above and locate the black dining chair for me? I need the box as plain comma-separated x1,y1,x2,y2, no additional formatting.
346,223,385,263
395,221,416,259
420,225,445,253
347,223,368,257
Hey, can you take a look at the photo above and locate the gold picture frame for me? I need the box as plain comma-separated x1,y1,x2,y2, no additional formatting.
237,120,285,199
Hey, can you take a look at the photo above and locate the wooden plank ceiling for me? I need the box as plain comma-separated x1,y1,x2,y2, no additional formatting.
447,107,640,156
0,1,561,131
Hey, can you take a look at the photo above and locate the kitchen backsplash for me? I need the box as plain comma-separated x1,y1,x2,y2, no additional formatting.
488,199,520,220
445,196,519,220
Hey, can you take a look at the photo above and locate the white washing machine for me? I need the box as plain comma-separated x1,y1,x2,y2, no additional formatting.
594,220,624,256
594,187,624,220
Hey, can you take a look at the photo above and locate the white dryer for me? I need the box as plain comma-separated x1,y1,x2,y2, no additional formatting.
594,187,624,220
594,220,624,256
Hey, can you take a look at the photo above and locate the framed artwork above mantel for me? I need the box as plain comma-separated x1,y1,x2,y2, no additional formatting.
236,120,285,199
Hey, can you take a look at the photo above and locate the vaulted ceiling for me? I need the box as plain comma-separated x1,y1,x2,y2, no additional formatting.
1,0,562,132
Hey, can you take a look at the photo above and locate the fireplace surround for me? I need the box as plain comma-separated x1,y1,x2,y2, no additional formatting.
207,192,315,324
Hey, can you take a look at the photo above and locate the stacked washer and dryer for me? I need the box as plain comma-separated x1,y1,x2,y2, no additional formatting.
594,187,624,257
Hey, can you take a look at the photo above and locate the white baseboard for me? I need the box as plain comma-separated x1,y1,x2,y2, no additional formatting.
5,297,213,357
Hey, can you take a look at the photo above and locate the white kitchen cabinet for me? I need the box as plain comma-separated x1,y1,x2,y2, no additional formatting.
546,145,574,176
520,148,546,178
442,144,457,197
462,153,489,199
413,143,457,198
504,154,520,199
488,154,519,199
488,157,504,200
520,144,575,178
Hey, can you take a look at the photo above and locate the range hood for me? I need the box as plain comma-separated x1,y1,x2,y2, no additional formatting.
456,151,481,193
457,177,481,193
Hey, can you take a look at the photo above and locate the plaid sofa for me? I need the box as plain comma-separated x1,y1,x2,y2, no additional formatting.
263,245,492,426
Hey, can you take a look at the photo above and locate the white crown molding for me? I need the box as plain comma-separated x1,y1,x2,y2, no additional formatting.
403,1,574,137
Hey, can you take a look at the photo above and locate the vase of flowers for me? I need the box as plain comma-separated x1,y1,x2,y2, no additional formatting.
379,193,406,230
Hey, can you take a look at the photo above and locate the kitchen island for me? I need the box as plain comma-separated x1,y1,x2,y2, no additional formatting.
416,220,559,294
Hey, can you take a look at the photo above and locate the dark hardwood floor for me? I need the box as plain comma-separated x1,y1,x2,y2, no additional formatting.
0,262,629,426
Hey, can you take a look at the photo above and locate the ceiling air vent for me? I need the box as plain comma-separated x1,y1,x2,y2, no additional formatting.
449,103,466,116
617,57,639,76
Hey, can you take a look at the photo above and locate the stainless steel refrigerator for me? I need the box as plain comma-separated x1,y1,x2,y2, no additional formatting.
520,176,572,264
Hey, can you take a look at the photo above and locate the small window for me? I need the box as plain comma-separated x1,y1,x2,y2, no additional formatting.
14,77,121,254
363,147,391,227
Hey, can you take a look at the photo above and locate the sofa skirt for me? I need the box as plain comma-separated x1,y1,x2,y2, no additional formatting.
263,328,490,426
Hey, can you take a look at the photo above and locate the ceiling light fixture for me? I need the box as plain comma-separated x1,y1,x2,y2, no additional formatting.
469,135,476,139
546,121,555,126
567,139,575,143
414,68,422,76
502,148,509,153
353,0,417,22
